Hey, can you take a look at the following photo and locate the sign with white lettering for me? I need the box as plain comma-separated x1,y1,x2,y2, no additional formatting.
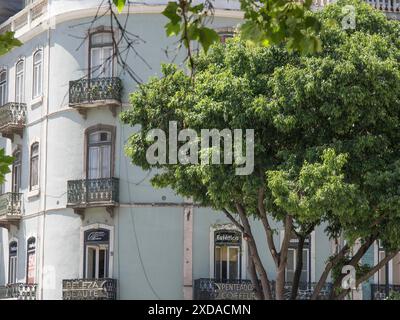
62,279,116,300
84,229,109,243
214,282,255,300
215,230,241,245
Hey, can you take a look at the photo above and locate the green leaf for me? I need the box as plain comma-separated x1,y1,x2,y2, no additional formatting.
165,21,181,37
162,2,181,25
112,0,126,13
198,27,220,53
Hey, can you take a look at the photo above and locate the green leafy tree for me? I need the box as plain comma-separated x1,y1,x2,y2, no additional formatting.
0,32,20,181
0,31,21,56
121,0,400,299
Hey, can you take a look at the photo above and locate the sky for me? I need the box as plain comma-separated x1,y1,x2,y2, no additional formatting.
0,0,23,24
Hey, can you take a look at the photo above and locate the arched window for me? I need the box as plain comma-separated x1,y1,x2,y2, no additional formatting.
26,237,36,284
0,70,7,106
89,31,114,78
32,50,43,99
8,241,18,284
86,126,114,179
30,142,39,190
84,228,110,278
15,60,24,103
12,148,22,193
214,230,242,281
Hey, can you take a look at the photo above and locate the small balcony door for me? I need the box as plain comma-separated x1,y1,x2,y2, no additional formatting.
12,150,21,193
286,247,310,283
215,245,240,281
0,71,7,106
90,32,114,79
88,131,111,179
86,245,109,279
15,60,24,104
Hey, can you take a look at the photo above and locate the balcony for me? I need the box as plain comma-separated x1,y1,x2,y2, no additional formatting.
0,192,22,229
67,178,119,218
0,0,48,37
0,283,37,300
62,279,117,300
193,278,332,300
69,77,123,117
0,102,27,140
371,284,400,300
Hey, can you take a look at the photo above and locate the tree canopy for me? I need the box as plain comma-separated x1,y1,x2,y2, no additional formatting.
121,0,400,299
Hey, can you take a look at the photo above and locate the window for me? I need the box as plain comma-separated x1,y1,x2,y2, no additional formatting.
286,234,311,283
214,230,241,281
89,31,114,78
8,241,18,284
15,60,24,103
12,149,21,193
30,142,39,190
87,128,113,179
377,240,389,286
26,237,36,284
216,27,234,44
84,229,110,278
0,70,7,106
32,50,43,99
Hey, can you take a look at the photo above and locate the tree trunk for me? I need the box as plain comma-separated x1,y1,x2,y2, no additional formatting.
290,235,305,300
275,265,287,300
235,202,273,300
311,243,349,300
248,254,264,300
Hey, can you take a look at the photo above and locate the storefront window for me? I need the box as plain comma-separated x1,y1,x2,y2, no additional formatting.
214,230,241,281
84,229,110,279
26,237,36,284
8,241,18,284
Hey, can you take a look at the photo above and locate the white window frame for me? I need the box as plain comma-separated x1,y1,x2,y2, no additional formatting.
214,244,241,281
15,59,25,104
12,147,22,193
85,244,109,279
32,49,43,99
8,239,18,285
89,31,115,79
26,236,36,284
29,142,40,191
286,247,310,283
374,241,393,285
87,130,112,179
0,69,7,106
79,224,114,279
280,230,316,282
209,224,247,280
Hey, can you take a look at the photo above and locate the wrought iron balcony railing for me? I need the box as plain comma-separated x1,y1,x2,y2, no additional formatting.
0,103,27,138
69,77,123,109
67,178,119,209
0,192,22,228
193,278,332,300
365,0,400,12
62,279,117,300
0,283,37,300
371,284,400,300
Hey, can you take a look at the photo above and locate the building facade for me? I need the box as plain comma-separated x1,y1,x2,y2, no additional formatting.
0,0,398,300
